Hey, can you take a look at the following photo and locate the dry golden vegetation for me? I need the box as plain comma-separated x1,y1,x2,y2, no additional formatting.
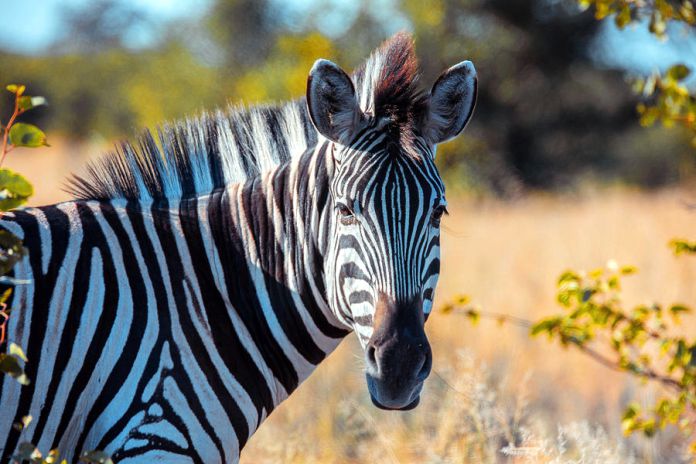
242,189,696,463
8,142,696,463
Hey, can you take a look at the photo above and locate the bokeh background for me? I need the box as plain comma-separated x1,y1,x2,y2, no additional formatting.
1,0,695,462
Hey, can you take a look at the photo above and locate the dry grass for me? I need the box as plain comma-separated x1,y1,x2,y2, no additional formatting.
7,141,696,463
243,188,696,463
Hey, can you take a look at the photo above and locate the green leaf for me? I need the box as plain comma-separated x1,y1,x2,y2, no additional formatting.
531,316,562,337
666,64,691,81
615,5,631,28
0,168,34,211
9,342,28,362
13,414,32,432
670,239,696,256
8,123,49,148
465,308,480,325
669,304,691,316
649,10,667,36
0,230,26,276
0,169,33,197
17,95,47,111
0,288,12,305
0,353,22,377
0,353,30,385
5,84,25,96
620,265,638,275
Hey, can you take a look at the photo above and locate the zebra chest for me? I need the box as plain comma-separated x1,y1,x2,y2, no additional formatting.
106,340,242,464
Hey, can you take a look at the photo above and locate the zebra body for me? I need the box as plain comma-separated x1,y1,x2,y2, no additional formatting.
0,33,477,462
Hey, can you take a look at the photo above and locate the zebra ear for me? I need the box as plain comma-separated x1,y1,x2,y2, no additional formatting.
423,61,477,145
307,59,362,144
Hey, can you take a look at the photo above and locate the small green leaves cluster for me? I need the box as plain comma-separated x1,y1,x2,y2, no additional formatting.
0,84,45,383
578,1,696,148
442,252,696,455
531,262,695,449
3,85,49,149
578,0,696,33
634,64,696,147
671,238,696,255
1,85,43,214
0,339,29,385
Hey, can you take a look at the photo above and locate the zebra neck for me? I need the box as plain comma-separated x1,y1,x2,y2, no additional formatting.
214,146,349,410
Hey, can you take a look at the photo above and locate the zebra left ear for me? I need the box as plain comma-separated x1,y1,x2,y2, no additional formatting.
307,59,362,144
423,61,477,145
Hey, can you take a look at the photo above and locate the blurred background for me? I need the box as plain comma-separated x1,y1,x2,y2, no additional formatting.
1,0,695,462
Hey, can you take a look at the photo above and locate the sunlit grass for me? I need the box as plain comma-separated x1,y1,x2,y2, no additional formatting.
244,187,696,463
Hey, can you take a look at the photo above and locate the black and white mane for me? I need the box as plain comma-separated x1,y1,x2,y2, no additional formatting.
67,101,318,201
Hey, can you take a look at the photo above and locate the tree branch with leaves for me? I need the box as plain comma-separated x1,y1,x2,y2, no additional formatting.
443,249,696,456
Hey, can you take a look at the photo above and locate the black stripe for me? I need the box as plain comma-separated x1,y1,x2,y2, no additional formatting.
178,194,251,449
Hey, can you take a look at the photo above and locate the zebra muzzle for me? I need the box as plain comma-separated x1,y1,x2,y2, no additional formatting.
363,294,432,410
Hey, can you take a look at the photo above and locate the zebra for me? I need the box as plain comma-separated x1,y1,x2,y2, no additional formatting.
0,33,477,463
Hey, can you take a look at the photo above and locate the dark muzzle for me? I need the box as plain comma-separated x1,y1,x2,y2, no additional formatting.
364,295,432,410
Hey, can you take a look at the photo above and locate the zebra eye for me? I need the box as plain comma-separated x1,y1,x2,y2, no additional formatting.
431,205,447,227
336,203,358,226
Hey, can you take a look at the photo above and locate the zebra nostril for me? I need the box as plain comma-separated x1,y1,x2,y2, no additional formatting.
416,348,432,381
366,344,379,373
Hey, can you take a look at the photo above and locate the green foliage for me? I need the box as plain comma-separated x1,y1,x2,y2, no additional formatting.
634,65,696,147
579,1,696,148
671,238,696,255
0,342,29,385
444,254,696,456
2,0,693,191
0,168,34,211
579,0,696,35
8,123,48,148
537,262,695,449
0,230,26,276
0,83,43,388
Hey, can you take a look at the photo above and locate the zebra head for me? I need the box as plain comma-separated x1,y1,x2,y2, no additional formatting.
306,34,477,410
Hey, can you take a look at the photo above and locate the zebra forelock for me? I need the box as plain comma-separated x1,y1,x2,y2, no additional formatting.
353,32,427,125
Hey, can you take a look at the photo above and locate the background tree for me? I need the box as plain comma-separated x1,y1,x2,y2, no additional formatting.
0,0,693,194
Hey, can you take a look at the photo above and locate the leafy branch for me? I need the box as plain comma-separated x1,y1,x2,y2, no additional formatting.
442,254,696,455
634,65,696,147
579,0,696,33
579,0,696,146
0,84,48,384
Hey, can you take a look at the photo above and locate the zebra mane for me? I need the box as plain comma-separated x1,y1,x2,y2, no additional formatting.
67,100,317,201
67,32,424,202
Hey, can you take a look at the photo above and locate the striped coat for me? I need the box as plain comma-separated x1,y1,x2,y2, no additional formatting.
0,33,477,463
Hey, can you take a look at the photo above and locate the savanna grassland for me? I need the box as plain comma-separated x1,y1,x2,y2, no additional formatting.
8,140,696,463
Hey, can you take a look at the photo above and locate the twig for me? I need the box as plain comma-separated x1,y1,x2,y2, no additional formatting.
451,307,684,393
1,90,22,167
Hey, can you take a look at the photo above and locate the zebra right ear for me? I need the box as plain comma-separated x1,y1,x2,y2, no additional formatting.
307,59,362,144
